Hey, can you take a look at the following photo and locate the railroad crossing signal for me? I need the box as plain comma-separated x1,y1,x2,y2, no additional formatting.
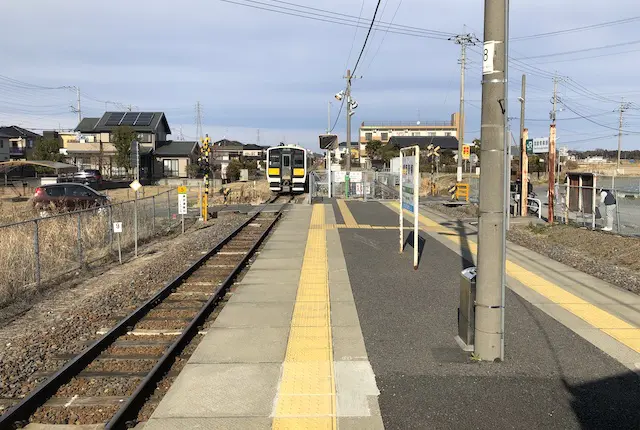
426,144,440,158
200,134,212,222
462,144,471,160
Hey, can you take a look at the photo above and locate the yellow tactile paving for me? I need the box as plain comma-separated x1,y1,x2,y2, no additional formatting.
337,199,358,227
273,417,333,430
389,201,640,354
272,204,336,430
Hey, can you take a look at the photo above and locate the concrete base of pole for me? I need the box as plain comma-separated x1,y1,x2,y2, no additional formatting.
474,307,503,361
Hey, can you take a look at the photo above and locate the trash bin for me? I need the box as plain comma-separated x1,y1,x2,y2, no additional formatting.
456,266,477,352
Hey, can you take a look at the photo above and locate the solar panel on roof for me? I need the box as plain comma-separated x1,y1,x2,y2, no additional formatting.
105,112,126,126
134,113,154,127
120,112,139,126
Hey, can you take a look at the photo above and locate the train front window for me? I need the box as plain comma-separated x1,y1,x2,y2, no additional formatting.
269,152,280,168
293,151,304,168
283,156,290,167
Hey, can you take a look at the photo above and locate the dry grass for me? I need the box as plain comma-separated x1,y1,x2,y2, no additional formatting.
0,198,172,309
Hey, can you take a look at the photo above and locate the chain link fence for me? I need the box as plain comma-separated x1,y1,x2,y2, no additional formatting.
0,188,203,307
549,177,640,236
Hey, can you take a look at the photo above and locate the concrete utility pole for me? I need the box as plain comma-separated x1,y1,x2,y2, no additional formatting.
548,76,559,224
345,69,352,172
615,98,631,179
475,0,507,361
76,87,82,123
519,74,527,217
450,33,478,183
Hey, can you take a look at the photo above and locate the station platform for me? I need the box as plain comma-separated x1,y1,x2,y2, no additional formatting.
145,200,640,429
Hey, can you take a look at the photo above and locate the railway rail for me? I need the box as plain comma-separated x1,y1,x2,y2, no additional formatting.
0,196,292,429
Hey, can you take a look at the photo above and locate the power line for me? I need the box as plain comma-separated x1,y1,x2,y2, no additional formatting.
329,85,347,133
533,47,640,65
344,0,366,72
562,102,640,134
263,0,451,36
362,0,403,74
218,0,451,40
514,38,640,61
512,16,640,41
351,0,384,77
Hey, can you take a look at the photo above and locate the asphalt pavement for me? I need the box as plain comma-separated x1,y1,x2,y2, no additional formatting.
337,200,640,430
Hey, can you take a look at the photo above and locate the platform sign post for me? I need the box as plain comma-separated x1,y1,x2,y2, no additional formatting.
113,222,123,264
399,145,420,269
178,186,187,234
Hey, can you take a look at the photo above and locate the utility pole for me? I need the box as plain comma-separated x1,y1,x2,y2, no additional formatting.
450,33,478,183
195,101,203,142
519,74,528,217
548,76,559,224
345,69,352,172
475,0,507,362
77,87,82,123
70,87,82,123
615,98,631,182
257,129,261,146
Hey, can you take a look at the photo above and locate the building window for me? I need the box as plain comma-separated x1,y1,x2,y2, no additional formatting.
0,140,3,148
381,132,388,141
137,133,153,143
365,132,373,141
163,159,179,177
427,132,436,137
445,132,452,136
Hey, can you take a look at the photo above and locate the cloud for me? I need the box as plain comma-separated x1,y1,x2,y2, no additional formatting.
1,0,639,150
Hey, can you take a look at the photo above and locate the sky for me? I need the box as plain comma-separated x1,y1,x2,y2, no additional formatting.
1,0,640,151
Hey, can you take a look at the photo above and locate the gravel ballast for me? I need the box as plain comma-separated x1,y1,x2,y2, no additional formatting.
0,214,247,414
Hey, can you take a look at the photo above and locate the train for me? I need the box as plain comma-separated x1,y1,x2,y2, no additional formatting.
266,144,310,194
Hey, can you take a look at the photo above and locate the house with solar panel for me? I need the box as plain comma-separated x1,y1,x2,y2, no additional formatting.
69,112,199,179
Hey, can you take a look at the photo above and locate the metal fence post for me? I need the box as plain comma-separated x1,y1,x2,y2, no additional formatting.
615,186,621,233
77,213,84,266
152,195,156,232
167,190,171,220
108,204,114,249
34,220,41,288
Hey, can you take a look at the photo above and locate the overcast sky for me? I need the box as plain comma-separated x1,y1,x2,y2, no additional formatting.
1,0,640,151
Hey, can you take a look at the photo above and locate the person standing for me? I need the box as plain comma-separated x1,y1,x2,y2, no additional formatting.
600,188,617,231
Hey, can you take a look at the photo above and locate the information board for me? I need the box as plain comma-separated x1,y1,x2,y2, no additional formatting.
178,194,188,215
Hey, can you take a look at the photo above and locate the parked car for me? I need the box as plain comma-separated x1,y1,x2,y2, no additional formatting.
58,169,103,186
32,183,111,217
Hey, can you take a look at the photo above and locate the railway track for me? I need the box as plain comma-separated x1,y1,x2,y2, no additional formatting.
0,197,290,429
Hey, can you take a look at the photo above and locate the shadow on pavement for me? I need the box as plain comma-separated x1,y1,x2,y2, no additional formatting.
403,231,425,266
456,219,475,269
562,374,640,430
